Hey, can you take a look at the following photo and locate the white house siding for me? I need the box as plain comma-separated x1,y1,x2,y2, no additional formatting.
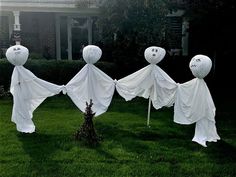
0,0,100,59
0,0,100,13
0,16,10,48
20,12,56,59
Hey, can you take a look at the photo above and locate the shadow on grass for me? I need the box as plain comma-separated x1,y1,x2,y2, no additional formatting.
96,122,150,154
108,96,149,117
17,132,71,175
207,140,236,163
95,145,118,162
137,125,194,141
75,121,149,158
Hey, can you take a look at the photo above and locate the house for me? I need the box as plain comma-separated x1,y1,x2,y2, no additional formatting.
0,0,102,60
0,0,189,60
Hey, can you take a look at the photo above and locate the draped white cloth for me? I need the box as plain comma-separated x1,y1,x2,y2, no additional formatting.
64,64,115,116
174,78,220,147
10,66,63,133
6,44,220,147
116,64,177,109
64,45,115,116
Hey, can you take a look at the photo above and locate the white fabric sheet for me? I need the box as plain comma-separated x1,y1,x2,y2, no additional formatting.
174,78,220,147
10,66,63,133
116,64,177,109
65,64,115,116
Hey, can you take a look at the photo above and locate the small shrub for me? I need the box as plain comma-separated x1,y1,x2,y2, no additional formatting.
29,53,46,60
75,99,101,146
0,85,10,98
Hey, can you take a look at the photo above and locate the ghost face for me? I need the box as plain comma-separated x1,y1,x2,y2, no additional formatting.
82,45,102,64
189,55,212,79
6,45,29,66
144,46,166,64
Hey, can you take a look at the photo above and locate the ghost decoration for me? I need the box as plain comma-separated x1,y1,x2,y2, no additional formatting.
6,44,63,133
144,46,166,64
82,45,102,64
174,54,220,147
116,46,177,125
6,45,29,66
64,45,115,116
189,55,212,79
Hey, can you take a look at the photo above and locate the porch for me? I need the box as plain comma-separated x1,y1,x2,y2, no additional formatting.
0,0,101,60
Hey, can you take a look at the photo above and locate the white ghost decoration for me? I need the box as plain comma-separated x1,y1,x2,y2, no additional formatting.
144,46,166,64
6,45,63,133
174,55,220,147
6,45,29,66
64,45,115,116
189,54,212,79
83,45,102,64
116,46,177,125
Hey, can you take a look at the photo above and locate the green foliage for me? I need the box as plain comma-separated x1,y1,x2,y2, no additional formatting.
97,0,169,45
0,59,14,91
0,85,9,98
76,0,94,8
95,0,170,72
0,96,235,177
28,53,45,60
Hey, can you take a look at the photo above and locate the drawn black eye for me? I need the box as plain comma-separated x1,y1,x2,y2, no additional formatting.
17,48,20,50
196,59,201,62
156,49,158,52
152,49,154,52
13,48,16,51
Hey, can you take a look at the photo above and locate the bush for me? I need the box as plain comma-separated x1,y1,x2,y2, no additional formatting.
0,59,14,91
28,53,45,60
0,85,10,99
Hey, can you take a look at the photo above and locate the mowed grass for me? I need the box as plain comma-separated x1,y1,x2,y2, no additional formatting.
0,95,235,177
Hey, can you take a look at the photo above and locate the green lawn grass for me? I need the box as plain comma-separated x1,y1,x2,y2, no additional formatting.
0,95,235,177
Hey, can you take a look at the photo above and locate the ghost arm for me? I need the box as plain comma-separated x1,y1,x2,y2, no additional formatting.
65,64,115,116
10,66,63,133
116,65,177,110
151,66,177,109
116,65,155,101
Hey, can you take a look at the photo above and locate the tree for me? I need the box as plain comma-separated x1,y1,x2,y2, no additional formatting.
181,0,236,102
183,0,236,56
95,0,170,74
